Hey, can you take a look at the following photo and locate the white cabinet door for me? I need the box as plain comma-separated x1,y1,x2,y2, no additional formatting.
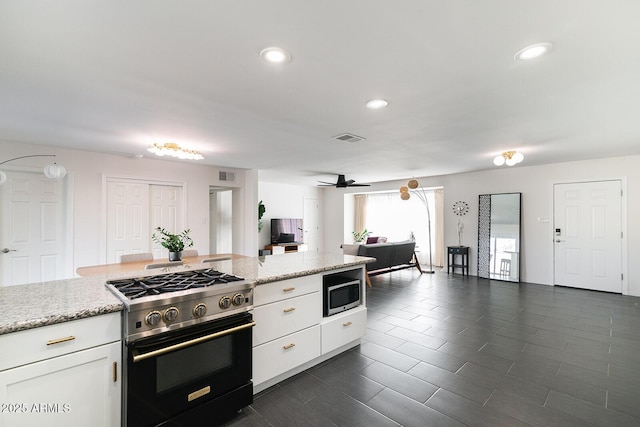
321,306,367,354
0,342,121,427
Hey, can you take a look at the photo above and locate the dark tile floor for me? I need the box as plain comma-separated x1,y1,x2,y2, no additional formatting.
225,270,640,426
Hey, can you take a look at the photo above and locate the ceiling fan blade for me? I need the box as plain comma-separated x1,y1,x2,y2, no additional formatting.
347,183,371,187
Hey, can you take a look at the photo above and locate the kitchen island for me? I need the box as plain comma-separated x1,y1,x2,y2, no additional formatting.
0,252,372,426
1,252,371,335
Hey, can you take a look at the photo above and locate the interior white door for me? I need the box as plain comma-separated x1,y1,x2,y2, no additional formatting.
106,181,150,264
0,171,66,286
554,181,622,292
303,197,319,252
149,185,184,259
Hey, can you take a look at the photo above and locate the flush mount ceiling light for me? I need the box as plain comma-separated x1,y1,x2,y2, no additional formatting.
366,99,389,110
147,143,204,160
514,42,553,61
493,150,524,166
0,154,66,185
260,47,291,64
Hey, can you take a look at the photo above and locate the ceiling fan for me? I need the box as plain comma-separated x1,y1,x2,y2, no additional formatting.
318,174,370,188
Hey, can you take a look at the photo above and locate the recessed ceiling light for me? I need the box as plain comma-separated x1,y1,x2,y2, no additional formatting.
514,42,553,61
260,47,291,64
366,99,389,109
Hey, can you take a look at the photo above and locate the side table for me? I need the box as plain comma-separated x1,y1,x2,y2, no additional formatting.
447,246,469,276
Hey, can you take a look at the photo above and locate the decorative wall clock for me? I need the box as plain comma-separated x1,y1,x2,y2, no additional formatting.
453,201,469,216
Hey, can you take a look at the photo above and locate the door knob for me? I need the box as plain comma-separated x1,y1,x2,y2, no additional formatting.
1,248,17,253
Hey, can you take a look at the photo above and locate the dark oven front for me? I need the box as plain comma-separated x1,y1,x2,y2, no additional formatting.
125,312,254,427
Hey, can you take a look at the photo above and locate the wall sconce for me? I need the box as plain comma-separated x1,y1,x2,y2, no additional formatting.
0,155,67,185
147,143,204,160
493,151,524,166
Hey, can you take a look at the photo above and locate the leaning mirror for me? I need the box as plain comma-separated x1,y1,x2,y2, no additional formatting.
477,193,521,282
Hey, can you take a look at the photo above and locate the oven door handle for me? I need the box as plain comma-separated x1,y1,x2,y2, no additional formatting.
132,321,256,363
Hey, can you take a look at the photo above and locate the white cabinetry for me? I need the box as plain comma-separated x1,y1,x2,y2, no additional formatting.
252,267,367,393
252,275,322,390
321,306,367,354
0,313,121,427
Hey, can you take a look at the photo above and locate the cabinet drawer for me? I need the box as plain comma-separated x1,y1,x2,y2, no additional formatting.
448,246,468,255
254,274,321,307
321,306,367,354
0,312,121,371
252,325,321,386
252,292,321,346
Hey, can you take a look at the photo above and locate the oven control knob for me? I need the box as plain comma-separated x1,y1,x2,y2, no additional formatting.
232,293,245,306
145,311,162,326
219,296,232,309
164,307,180,323
193,303,207,318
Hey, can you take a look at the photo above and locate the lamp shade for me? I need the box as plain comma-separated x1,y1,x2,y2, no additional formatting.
44,163,67,180
493,155,506,166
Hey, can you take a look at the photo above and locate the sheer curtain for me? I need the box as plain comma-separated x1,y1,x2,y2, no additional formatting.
364,189,442,267
354,194,367,236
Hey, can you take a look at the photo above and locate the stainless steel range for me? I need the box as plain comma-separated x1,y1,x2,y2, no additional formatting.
106,268,256,427
107,268,254,342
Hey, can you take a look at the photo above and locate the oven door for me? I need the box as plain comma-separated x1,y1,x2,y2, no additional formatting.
126,312,255,427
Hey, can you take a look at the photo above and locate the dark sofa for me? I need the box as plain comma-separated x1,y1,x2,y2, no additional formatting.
349,240,422,286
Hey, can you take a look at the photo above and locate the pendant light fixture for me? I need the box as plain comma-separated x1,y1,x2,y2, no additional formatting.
0,155,67,185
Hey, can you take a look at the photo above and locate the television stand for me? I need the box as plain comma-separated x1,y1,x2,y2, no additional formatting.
265,243,309,255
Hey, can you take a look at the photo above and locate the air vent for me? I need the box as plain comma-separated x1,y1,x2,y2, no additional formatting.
219,171,235,182
332,133,366,143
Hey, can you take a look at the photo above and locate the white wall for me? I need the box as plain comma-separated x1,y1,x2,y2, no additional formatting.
0,141,255,275
257,181,324,251
322,155,640,296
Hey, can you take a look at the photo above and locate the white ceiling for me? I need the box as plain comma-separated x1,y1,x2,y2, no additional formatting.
2,1,640,186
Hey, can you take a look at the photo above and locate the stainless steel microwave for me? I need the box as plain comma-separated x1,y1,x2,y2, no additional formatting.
323,278,361,316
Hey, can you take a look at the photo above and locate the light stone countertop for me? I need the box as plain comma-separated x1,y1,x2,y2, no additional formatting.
0,252,372,335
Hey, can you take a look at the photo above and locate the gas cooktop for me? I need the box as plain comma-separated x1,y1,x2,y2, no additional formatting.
106,268,254,342
107,268,245,300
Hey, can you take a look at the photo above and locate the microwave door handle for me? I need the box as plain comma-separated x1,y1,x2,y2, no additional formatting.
132,321,256,363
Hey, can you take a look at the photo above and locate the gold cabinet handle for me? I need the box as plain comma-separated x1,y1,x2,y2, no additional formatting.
343,321,353,327
283,343,296,350
283,287,296,292
46,336,76,346
283,307,296,313
112,362,118,382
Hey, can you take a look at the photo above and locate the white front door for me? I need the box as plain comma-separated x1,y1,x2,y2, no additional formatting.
0,171,67,286
553,181,622,293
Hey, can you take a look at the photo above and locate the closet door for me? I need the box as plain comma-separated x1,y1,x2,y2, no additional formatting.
106,180,150,264
106,180,184,263
149,185,184,259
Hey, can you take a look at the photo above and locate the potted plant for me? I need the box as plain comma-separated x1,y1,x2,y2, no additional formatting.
152,227,194,261
352,228,371,243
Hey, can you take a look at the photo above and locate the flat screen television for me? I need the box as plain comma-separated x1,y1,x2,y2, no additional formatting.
271,218,303,244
